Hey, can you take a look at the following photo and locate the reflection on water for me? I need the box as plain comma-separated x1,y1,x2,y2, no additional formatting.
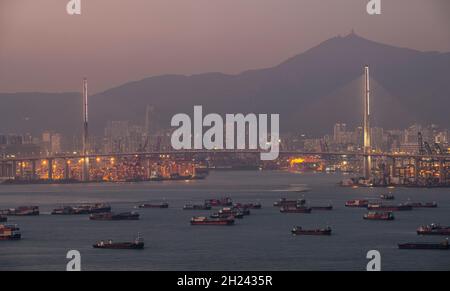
0,171,449,271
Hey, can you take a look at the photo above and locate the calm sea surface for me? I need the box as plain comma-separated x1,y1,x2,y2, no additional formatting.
0,171,449,271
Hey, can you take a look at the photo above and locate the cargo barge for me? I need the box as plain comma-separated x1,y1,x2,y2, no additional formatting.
93,234,144,249
398,239,449,250
345,200,369,208
52,203,111,215
190,216,235,225
234,203,262,209
183,203,212,210
291,226,332,235
0,206,39,216
406,202,438,208
274,198,306,208
90,212,140,221
417,224,450,235
137,202,169,209
205,197,233,207
280,206,312,213
0,224,21,241
363,211,395,221
367,203,412,211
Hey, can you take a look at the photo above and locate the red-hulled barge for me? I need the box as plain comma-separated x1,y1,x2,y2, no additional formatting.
190,216,234,225
417,224,450,235
363,211,395,221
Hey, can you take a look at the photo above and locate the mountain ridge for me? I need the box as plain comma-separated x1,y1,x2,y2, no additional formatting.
1,33,449,136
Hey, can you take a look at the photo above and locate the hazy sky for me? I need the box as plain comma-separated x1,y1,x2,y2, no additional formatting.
1,0,449,93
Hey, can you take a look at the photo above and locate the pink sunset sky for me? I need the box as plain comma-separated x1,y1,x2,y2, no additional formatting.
1,0,449,93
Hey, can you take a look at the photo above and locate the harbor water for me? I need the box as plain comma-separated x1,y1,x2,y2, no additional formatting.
0,171,449,271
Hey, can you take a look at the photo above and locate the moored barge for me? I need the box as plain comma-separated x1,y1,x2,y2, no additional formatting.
93,234,144,249
291,226,332,235
367,203,412,211
417,224,450,235
363,211,395,221
280,206,312,213
190,216,234,225
137,202,169,209
1,206,39,216
90,212,140,221
345,200,369,208
398,239,449,250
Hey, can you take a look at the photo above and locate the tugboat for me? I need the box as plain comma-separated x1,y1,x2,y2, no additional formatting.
93,234,144,249
1,206,39,216
0,224,21,240
291,226,332,236
380,194,395,200
234,203,262,209
89,212,140,221
280,206,312,214
190,216,234,225
398,239,449,250
205,197,233,207
311,204,333,211
406,202,438,208
367,203,412,211
183,203,212,210
0,215,7,223
345,200,369,208
363,211,395,221
274,198,306,207
52,203,111,215
137,202,169,209
417,224,450,235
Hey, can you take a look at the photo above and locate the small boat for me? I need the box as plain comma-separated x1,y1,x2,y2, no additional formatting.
291,226,332,235
89,212,140,221
345,200,369,208
274,198,306,207
0,224,21,241
204,197,233,207
137,202,169,209
417,224,450,235
311,205,333,211
280,206,312,213
398,239,449,250
190,216,234,225
406,202,438,208
363,211,395,221
234,203,262,209
0,215,7,223
52,203,111,215
183,203,212,210
380,194,395,200
367,203,412,211
1,206,39,216
93,234,144,250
